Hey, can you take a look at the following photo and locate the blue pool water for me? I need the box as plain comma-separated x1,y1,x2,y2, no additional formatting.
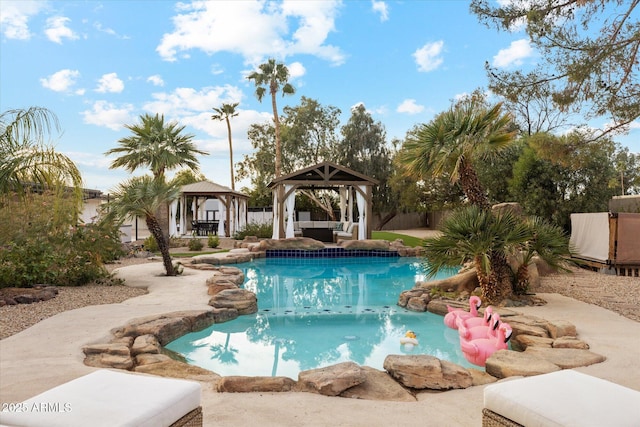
166,257,474,377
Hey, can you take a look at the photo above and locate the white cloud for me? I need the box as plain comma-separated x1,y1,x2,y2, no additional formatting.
492,39,533,68
397,99,424,114
0,0,44,40
371,1,389,22
45,16,78,44
147,74,165,86
413,41,444,72
288,61,306,79
40,69,81,92
81,100,134,131
143,85,244,117
156,0,345,65
93,21,129,39
95,73,124,93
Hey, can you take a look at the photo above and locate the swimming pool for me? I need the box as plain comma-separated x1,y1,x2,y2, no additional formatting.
166,257,475,377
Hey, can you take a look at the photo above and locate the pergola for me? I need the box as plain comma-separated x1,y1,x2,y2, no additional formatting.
268,161,378,240
171,181,249,238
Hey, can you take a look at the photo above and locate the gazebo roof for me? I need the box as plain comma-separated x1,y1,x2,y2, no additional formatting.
181,181,248,198
268,161,378,189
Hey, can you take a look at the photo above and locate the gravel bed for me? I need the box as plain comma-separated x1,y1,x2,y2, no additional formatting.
537,267,640,322
0,285,148,340
1,260,638,341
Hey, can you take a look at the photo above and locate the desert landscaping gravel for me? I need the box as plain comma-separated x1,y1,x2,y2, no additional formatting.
0,258,638,340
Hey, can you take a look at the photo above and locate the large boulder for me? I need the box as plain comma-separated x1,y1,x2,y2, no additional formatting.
209,288,257,315
256,238,325,251
416,268,479,294
298,362,366,396
130,334,161,356
338,239,391,251
339,366,416,402
485,350,561,379
112,310,216,345
383,355,472,390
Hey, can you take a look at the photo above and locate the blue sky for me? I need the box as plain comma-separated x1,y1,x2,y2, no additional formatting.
2,0,638,193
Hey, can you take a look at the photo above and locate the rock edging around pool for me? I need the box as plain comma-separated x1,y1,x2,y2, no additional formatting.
82,267,606,401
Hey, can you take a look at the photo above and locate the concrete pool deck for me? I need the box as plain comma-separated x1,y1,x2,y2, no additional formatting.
1,260,640,426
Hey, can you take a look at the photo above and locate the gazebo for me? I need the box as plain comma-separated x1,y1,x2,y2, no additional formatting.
172,181,249,238
268,161,378,240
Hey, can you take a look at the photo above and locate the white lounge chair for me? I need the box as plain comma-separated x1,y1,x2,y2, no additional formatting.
0,369,202,427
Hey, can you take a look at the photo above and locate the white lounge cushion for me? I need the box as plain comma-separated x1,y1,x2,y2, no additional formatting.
484,370,640,427
0,370,201,427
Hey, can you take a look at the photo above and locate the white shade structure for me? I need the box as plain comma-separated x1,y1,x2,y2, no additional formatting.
268,162,378,240
178,181,249,237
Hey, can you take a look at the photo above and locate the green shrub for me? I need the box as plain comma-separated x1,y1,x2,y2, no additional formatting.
0,193,124,288
207,234,220,248
234,221,272,239
143,235,159,252
188,238,204,251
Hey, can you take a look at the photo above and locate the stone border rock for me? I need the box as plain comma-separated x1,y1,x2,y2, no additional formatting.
82,255,606,402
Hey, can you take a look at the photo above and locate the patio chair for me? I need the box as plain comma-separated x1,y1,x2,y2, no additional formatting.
0,369,202,427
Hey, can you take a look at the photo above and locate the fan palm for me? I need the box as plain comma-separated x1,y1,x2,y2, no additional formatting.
513,216,571,294
0,107,82,201
398,99,516,208
247,59,295,178
102,176,181,276
212,102,239,190
105,113,207,181
423,205,529,303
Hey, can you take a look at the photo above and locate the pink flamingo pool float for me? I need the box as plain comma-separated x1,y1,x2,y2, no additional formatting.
444,296,482,329
458,311,499,343
459,321,513,367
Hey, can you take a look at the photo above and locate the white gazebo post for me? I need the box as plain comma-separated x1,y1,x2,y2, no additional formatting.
339,187,347,223
356,185,366,240
218,199,226,237
348,186,354,224
271,190,280,239
284,185,296,238
169,200,178,237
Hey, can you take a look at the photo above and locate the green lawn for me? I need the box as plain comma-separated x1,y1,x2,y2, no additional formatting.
371,231,424,247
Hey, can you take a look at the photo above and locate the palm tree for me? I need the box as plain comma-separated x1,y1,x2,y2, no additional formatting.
247,59,295,178
102,175,180,276
105,113,207,182
513,216,571,294
423,205,529,304
398,98,516,208
0,107,82,200
211,102,239,190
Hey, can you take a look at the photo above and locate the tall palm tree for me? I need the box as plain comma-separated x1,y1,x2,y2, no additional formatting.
0,107,82,200
212,102,239,190
423,205,529,304
105,113,207,182
102,175,180,276
398,99,516,208
247,59,295,178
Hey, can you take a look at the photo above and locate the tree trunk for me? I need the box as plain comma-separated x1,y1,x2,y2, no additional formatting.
375,210,397,230
515,263,529,295
459,161,490,209
486,250,513,304
271,88,282,178
225,117,235,190
474,256,491,300
146,215,175,276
